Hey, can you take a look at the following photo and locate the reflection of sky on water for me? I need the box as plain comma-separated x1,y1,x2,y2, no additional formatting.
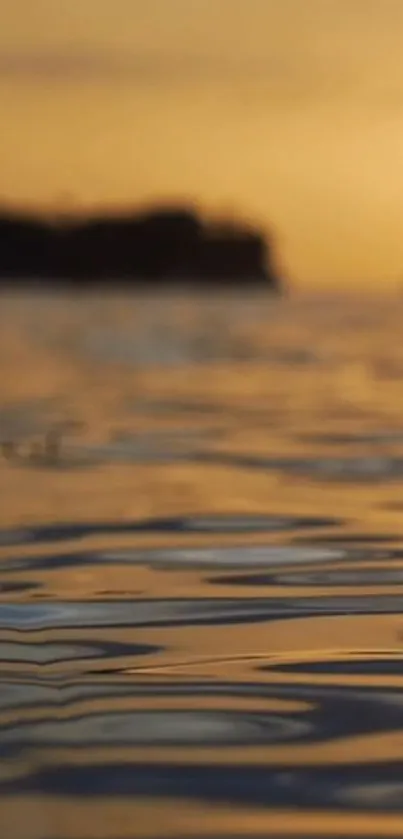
4,294,403,833
1,594,403,630
0,513,344,548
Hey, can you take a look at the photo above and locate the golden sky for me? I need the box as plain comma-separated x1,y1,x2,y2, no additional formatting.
1,0,403,286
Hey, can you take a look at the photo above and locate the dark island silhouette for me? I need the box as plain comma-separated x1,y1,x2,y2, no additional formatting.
0,204,281,290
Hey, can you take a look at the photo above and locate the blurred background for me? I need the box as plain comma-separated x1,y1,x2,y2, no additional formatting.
1,3,403,839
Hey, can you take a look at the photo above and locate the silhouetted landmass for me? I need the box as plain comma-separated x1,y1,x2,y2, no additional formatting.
0,205,281,290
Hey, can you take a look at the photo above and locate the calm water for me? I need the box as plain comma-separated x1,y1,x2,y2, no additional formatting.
1,289,403,838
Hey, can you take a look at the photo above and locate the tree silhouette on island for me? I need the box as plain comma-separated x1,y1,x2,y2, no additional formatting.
0,204,281,290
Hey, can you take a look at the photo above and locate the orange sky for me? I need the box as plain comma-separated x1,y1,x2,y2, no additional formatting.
1,0,403,287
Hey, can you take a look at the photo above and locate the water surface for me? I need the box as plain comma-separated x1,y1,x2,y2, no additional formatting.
1,290,403,838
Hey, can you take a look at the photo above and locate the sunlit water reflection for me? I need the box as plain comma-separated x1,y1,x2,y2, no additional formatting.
1,290,403,837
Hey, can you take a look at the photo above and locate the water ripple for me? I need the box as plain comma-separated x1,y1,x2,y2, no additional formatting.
210,565,403,587
4,293,403,836
1,594,402,630
0,513,343,548
1,544,352,574
0,639,161,664
0,709,310,756
206,452,403,482
3,761,403,812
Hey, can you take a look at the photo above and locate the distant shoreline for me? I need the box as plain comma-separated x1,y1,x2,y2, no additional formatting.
0,204,282,292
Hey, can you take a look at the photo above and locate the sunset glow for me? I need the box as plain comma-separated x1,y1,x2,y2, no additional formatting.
2,0,403,287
